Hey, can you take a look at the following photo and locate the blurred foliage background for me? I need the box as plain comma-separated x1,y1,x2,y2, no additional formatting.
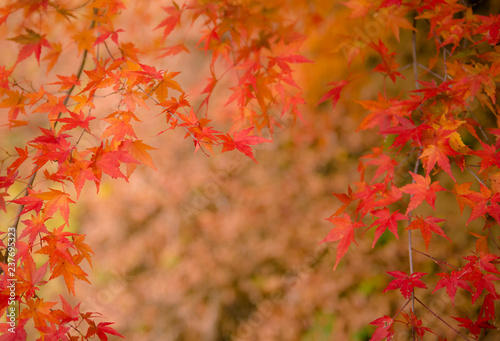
1,0,499,340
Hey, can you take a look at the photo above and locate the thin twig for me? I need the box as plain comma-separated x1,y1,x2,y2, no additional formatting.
411,248,457,270
414,296,472,341
417,63,445,81
466,166,486,187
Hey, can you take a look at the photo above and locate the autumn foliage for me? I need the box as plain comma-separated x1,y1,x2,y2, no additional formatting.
0,0,499,340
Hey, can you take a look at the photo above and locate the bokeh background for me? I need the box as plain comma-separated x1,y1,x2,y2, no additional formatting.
1,0,499,340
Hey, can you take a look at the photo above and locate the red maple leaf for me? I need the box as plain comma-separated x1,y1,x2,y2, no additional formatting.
317,80,349,109
361,147,399,183
16,256,48,298
36,225,75,269
11,188,44,216
367,208,408,247
59,153,98,198
51,295,80,325
90,143,138,187
0,318,28,340
86,321,125,340
155,5,183,41
452,315,496,339
406,215,451,251
56,110,95,132
101,111,138,143
219,127,271,162
369,315,394,341
49,74,81,91
383,271,427,299
400,310,433,340
19,214,49,245
32,189,75,225
400,172,445,214
8,28,51,64
433,269,471,306
419,128,457,180
321,213,365,270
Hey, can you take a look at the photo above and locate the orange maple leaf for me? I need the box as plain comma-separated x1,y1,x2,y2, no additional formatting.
400,172,445,214
321,213,365,270
407,215,451,251
33,189,75,224
19,298,57,330
49,256,90,295
219,127,271,162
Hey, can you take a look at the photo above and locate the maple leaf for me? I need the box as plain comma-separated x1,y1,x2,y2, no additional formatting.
368,208,408,247
50,256,90,295
432,269,471,306
361,147,399,183
119,139,157,171
16,256,48,299
51,295,80,325
400,172,445,215
90,143,139,187
7,146,29,173
36,225,75,269
331,185,355,216
93,27,124,47
321,213,365,270
419,128,457,180
379,0,402,8
42,41,62,73
369,316,394,341
461,254,500,304
452,182,475,214
463,185,500,225
72,234,94,268
153,71,183,103
101,111,139,144
32,189,75,224
58,153,98,198
86,321,125,340
473,141,500,175
156,5,183,41
463,253,500,275
8,28,51,64
49,74,81,91
19,297,57,330
19,214,49,245
480,293,496,320
0,319,28,340
380,7,416,42
372,46,404,83
452,315,496,339
317,80,349,109
219,127,271,162
469,232,490,256
400,310,433,340
383,271,427,299
11,188,44,216
406,215,451,251
157,43,190,58
32,92,67,123
56,110,95,132
342,0,373,18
